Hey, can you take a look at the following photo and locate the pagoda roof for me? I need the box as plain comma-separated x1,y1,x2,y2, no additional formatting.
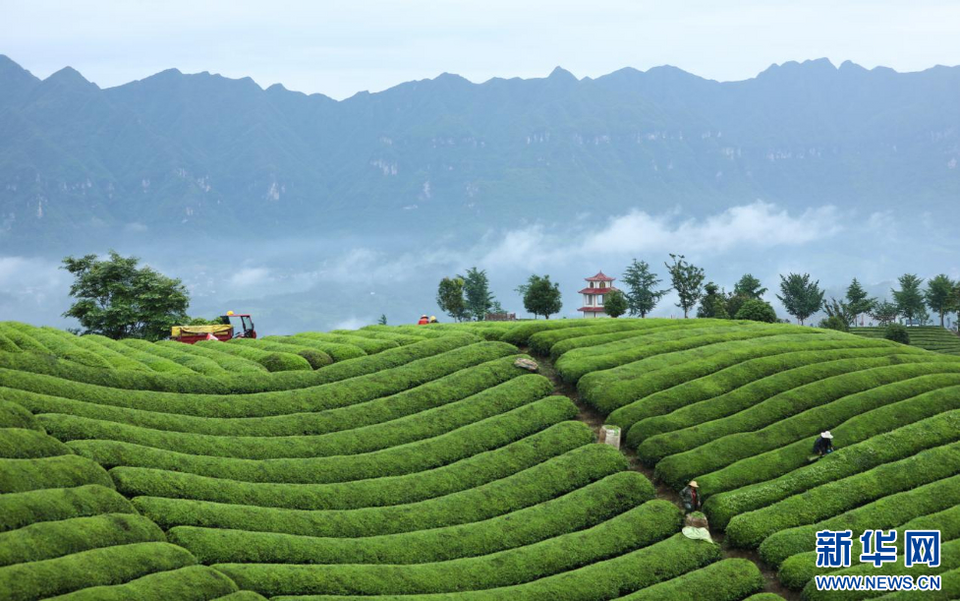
578,286,619,295
585,271,615,282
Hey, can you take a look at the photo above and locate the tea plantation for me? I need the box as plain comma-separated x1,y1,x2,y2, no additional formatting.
851,326,960,356
1,318,958,600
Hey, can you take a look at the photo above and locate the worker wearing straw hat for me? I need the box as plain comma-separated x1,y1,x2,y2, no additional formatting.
681,480,702,513
813,430,835,458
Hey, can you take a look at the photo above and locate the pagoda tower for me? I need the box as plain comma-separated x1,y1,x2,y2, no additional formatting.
578,271,618,318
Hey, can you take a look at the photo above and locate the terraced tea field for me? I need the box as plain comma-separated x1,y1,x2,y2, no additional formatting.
1,318,958,600
851,326,960,356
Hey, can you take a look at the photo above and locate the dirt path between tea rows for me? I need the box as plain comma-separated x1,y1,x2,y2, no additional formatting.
527,348,802,600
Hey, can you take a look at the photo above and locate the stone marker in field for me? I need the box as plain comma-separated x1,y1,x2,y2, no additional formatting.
514,358,539,371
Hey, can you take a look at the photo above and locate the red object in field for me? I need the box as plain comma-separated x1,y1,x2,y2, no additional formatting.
171,313,257,344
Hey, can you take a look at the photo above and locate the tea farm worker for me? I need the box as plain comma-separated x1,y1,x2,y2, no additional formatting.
813,431,834,457
681,481,702,513
429,316,438,324
417,315,429,325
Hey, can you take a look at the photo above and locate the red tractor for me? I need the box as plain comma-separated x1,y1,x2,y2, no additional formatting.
171,312,257,344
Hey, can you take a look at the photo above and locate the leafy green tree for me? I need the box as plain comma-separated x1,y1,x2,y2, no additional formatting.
734,299,777,323
621,259,669,317
459,267,496,321
924,274,957,327
665,254,704,319
819,315,849,332
517,275,562,319
604,289,628,318
697,282,729,319
61,250,190,341
733,274,767,299
377,314,388,326
823,298,854,326
436,277,468,322
892,274,926,325
776,273,824,325
844,278,876,326
885,323,910,345
869,300,900,326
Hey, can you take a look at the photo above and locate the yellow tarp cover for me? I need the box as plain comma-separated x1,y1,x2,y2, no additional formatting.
171,324,233,338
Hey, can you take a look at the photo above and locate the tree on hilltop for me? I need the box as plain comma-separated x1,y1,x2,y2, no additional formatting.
892,274,925,325
621,259,669,317
517,275,562,319
604,289,628,318
924,274,957,327
844,278,876,326
777,273,824,325
665,254,704,319
436,277,468,322
459,267,497,321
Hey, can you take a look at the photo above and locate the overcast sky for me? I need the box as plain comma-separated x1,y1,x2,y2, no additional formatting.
4,0,960,99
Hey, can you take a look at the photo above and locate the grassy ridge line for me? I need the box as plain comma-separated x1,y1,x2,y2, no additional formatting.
132,441,625,537
527,320,691,355
167,472,653,564
7,324,114,369
334,329,428,345
0,485,135,532
268,534,722,601
37,373,550,458
0,427,71,458
4,355,530,436
0,454,115,493
0,542,197,601
0,331,21,353
120,339,229,375
623,346,928,446
704,399,960,525
44,565,241,601
90,336,198,374
68,336,153,372
197,340,312,372
546,322,707,360
214,501,681,596
559,323,798,383
155,341,268,373
0,323,53,353
110,420,594,510
1,341,516,417
293,332,398,354
653,363,960,489
730,443,960,551
756,473,960,566
801,539,960,601
584,332,900,418
0,333,478,393
0,513,165,567
778,504,960,590
228,339,332,369
265,336,366,362
611,559,764,601
0,399,41,430
68,395,576,482
500,319,647,346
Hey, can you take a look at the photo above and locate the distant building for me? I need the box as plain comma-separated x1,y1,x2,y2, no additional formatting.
578,271,619,318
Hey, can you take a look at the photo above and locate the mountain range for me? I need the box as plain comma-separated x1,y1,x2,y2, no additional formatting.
1,55,958,250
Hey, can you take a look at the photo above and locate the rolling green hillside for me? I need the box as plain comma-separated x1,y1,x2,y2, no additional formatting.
3,318,959,599
851,326,960,356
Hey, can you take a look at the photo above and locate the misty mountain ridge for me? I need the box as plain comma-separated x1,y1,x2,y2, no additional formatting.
1,55,958,251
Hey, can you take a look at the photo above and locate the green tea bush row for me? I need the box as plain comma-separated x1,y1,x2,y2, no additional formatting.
546,321,710,359
336,328,424,345
778,504,960,590
704,403,960,526
229,339,332,369
729,443,960,551
613,558,764,601
265,336,368,362
120,339,227,375
198,340,312,372
0,323,51,353
67,335,152,371
0,454,115,493
90,336,193,374
41,374,552,458
0,428,70,458
622,346,924,447
4,341,516,418
294,331,398,354
7,325,114,369
0,542,196,601
132,441,627,537
757,472,960,566
872,568,959,601
500,319,609,345
214,501,681,596
0,332,20,353
268,534,722,601
111,420,594,509
0,513,165,567
653,364,960,488
69,395,577,482
158,341,269,374
582,332,887,416
48,565,240,601
0,399,40,430
801,540,959,601
559,323,794,383
0,485,134,532
167,471,653,564
8,355,529,437
527,320,673,355
0,333,477,394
